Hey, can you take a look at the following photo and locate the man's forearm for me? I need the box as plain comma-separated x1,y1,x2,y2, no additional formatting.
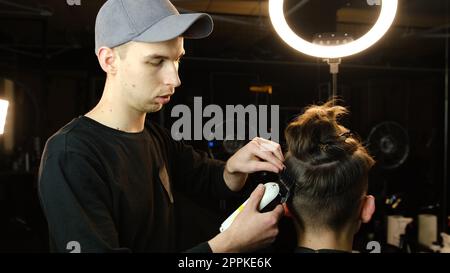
208,230,240,253
223,162,248,192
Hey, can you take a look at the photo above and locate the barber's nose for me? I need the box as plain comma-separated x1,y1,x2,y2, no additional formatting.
165,65,181,88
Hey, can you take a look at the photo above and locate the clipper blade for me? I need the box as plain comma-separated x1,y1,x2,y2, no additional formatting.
278,168,296,203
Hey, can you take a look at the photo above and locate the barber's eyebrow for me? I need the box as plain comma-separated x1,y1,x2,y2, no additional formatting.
144,52,185,60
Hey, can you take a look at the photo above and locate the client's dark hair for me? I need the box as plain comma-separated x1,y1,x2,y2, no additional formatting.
285,100,375,232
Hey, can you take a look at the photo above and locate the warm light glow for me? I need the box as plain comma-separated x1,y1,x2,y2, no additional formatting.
269,0,398,58
0,99,9,135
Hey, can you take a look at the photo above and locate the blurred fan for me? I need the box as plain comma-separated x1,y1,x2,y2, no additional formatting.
367,121,409,170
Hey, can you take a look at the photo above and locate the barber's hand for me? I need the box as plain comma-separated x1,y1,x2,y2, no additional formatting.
209,184,284,252
226,137,285,174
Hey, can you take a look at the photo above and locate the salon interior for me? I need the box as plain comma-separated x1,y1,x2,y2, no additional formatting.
0,0,449,253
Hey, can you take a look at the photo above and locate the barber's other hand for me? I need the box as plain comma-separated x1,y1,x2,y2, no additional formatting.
226,137,285,175
209,184,284,252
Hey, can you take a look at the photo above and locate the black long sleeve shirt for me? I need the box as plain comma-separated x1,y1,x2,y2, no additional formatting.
38,116,239,253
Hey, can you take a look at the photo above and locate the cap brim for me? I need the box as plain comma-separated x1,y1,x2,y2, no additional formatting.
133,13,213,43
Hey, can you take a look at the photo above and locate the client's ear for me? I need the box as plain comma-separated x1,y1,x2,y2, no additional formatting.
360,195,375,223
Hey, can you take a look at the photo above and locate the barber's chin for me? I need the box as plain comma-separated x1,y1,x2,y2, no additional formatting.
144,103,163,113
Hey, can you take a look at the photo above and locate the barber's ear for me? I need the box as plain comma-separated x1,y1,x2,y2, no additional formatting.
97,47,118,74
360,195,375,223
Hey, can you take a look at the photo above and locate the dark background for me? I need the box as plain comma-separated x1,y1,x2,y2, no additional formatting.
0,0,449,252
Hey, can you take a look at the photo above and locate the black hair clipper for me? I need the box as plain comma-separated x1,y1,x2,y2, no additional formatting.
277,168,296,203
260,169,297,213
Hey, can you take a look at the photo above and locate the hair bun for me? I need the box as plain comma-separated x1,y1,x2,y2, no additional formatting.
285,101,356,165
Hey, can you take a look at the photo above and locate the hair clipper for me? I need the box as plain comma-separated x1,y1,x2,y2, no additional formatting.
219,169,296,232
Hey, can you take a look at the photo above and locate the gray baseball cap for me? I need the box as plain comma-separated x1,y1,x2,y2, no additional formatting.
95,0,214,55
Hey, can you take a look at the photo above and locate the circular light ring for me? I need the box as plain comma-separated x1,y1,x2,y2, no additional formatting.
269,0,398,59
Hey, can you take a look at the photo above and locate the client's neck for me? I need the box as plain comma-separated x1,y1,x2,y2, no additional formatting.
297,226,354,252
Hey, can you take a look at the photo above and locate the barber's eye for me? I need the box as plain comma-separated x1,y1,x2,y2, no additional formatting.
149,59,164,66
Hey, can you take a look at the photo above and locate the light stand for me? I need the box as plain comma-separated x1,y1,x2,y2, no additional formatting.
312,33,351,103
